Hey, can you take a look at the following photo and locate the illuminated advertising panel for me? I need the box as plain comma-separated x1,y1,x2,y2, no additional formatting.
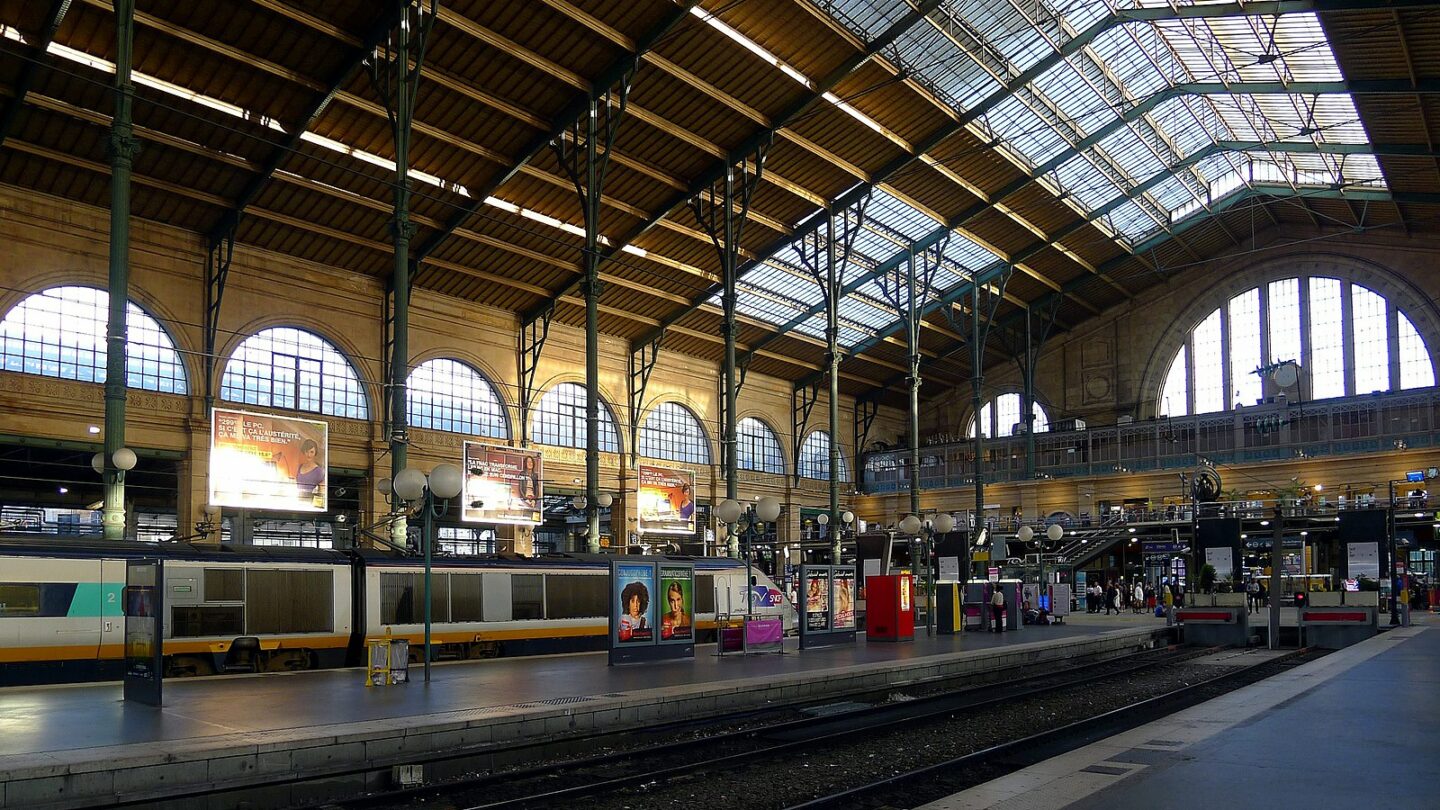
209,408,328,512
462,442,543,525
636,464,695,535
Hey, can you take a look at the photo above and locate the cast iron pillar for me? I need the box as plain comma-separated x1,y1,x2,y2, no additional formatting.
102,0,138,540
581,100,603,551
826,215,842,563
689,146,766,507
369,1,434,549
970,283,985,558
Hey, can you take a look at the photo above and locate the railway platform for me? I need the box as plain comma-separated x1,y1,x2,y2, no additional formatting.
923,613,1437,810
0,616,1167,809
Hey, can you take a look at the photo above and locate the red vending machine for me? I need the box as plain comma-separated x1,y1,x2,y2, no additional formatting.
864,574,914,641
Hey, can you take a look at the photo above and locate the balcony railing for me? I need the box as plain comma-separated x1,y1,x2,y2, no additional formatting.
860,388,1440,494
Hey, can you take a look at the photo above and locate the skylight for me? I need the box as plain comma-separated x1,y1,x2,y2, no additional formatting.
813,0,1388,246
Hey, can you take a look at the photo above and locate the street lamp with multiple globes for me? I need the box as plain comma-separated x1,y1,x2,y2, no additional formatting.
391,463,463,683
715,496,782,616
570,492,614,552
815,510,856,564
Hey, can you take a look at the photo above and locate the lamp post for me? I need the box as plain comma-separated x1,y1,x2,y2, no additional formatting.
920,513,955,635
898,514,924,630
1037,522,1063,609
569,492,613,553
716,496,782,617
1386,479,1401,626
391,463,463,683
91,448,138,537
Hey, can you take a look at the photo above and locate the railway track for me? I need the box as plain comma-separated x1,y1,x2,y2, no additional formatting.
338,644,1211,810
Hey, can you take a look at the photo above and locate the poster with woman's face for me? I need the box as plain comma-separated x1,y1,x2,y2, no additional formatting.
615,563,656,644
658,565,693,643
210,408,329,512
833,570,856,630
805,568,831,632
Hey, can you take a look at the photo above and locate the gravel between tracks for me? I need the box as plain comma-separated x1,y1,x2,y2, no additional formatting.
584,659,1245,810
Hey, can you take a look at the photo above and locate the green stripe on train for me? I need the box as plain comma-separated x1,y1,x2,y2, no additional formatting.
66,583,124,618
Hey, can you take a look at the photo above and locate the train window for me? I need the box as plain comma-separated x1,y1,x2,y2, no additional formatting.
0,583,41,617
511,574,544,620
204,569,244,602
380,572,451,624
171,605,244,637
694,575,715,614
544,574,606,619
450,573,484,622
245,570,334,634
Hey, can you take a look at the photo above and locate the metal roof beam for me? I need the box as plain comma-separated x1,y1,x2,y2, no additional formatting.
411,1,699,271
204,4,407,242
551,0,940,339
634,1,1397,351
0,0,74,148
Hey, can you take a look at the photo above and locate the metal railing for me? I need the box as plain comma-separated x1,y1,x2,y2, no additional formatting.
861,388,1440,494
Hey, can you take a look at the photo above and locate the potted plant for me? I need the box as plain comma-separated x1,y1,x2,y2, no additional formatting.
1199,563,1217,594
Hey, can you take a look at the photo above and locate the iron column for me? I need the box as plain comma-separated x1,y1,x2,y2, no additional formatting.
826,213,841,563
583,97,602,552
970,283,985,580
102,0,138,541
722,166,738,506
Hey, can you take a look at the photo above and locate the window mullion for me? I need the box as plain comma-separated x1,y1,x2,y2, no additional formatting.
1220,304,1232,411
1341,282,1355,397
1298,276,1312,399
1388,300,1401,391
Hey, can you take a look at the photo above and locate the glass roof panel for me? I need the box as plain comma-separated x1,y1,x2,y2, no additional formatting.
808,1,1388,250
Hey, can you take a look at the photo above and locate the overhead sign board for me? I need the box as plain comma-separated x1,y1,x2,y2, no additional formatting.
209,408,328,512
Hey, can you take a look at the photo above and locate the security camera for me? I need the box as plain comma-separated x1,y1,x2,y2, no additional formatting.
469,500,485,509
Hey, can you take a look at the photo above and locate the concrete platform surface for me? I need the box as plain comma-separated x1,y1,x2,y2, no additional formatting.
0,621,1167,809
923,614,1438,810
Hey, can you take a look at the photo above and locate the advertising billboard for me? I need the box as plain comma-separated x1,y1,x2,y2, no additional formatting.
658,565,694,643
636,464,695,535
833,569,856,630
209,408,328,512
462,442,543,525
804,567,831,631
614,563,656,644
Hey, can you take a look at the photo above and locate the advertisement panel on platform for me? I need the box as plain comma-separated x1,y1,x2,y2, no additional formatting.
805,567,831,631
1348,541,1380,580
209,408,328,512
462,442,543,525
833,569,856,630
614,563,656,644
636,464,695,535
657,565,694,643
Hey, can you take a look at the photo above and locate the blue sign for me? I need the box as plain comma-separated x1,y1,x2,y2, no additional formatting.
751,584,784,608
1407,470,1425,483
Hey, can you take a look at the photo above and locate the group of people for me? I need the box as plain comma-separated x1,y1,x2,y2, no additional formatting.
1084,580,1181,615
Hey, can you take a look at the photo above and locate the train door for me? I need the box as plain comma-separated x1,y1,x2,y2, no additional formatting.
99,559,126,659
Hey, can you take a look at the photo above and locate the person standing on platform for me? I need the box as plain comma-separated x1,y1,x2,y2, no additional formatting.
1133,581,1145,614
1246,579,1259,614
1163,584,1175,626
990,585,1005,633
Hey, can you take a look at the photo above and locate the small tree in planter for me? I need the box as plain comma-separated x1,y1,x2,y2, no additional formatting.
1199,564,1218,594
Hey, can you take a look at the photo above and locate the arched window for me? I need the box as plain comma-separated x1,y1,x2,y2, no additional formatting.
220,327,368,419
736,417,784,474
530,382,620,453
638,401,711,464
1158,277,1436,416
406,358,508,439
966,393,1049,438
798,431,849,482
0,286,187,394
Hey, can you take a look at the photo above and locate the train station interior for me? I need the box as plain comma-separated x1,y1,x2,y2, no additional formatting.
0,1,1437,808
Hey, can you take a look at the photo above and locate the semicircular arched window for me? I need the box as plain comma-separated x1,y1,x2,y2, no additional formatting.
220,327,369,419
966,393,1049,438
638,401,711,465
736,417,784,474
798,430,850,482
530,382,620,453
0,286,188,394
406,358,509,439
1158,277,1435,417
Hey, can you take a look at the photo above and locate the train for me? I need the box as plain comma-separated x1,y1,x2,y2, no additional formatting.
0,538,796,686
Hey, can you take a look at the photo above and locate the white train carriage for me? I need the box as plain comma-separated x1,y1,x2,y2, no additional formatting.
1,541,796,684
0,540,352,684
357,552,797,659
